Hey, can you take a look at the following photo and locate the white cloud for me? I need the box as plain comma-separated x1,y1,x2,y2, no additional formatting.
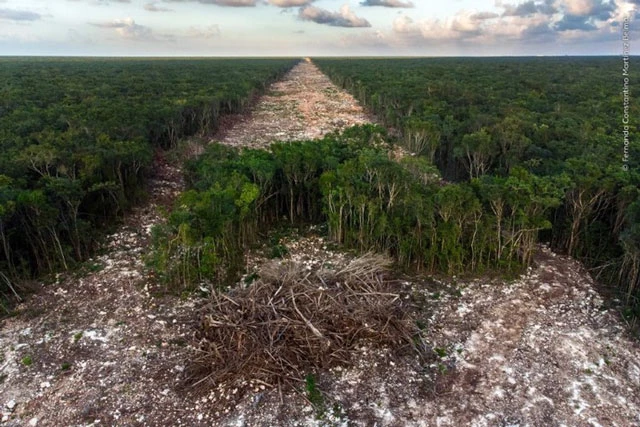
91,18,154,40
144,2,173,12
391,0,631,46
0,8,41,21
163,0,256,6
185,24,221,38
360,0,414,7
558,0,596,16
68,0,132,4
268,0,314,7
393,12,485,41
299,4,371,27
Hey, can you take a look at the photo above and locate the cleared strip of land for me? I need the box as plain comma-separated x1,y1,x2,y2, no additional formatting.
217,59,375,149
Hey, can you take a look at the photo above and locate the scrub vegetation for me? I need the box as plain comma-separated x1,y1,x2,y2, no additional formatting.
150,125,567,293
316,57,640,321
0,57,296,307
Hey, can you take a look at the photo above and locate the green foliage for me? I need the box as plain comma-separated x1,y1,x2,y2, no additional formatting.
152,125,563,290
149,128,377,291
434,347,448,358
243,272,259,285
315,57,639,181
316,57,640,321
403,118,441,161
620,197,640,316
305,374,325,416
454,128,497,179
269,242,289,259
321,148,563,273
0,57,297,300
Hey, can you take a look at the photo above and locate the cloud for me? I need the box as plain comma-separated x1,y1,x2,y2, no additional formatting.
339,29,388,49
553,0,617,18
391,0,629,46
91,18,154,40
299,5,371,27
0,8,41,21
520,21,555,40
360,0,414,7
163,0,256,6
589,1,616,20
559,0,599,16
392,9,566,44
185,24,221,38
499,0,557,17
470,12,500,20
203,0,255,5
68,0,131,4
144,2,173,11
268,0,314,7
393,12,485,40
553,13,598,30
498,0,618,20
550,0,616,28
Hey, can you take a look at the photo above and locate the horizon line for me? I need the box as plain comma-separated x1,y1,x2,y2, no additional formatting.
0,54,632,59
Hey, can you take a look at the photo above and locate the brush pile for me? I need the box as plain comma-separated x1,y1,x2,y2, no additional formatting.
188,253,420,390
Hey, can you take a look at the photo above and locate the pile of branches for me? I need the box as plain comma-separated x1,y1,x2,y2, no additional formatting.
187,253,420,390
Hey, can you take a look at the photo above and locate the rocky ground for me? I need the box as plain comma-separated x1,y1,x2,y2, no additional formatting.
1,61,639,427
415,247,640,426
215,59,374,149
205,244,640,427
0,153,205,426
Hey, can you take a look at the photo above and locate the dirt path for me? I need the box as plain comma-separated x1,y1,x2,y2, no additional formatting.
415,247,640,426
0,153,204,426
215,59,375,149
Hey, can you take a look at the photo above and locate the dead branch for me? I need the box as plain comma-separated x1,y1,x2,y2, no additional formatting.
185,253,419,394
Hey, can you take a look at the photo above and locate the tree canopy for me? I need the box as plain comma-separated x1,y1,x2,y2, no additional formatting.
0,57,297,305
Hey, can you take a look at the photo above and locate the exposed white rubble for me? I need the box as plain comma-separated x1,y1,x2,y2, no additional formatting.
217,59,375,149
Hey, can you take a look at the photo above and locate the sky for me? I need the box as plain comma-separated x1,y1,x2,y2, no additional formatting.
0,0,637,56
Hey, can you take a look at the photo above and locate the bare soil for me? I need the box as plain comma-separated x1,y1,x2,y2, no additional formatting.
1,61,639,427
215,59,375,149
0,153,205,427
203,244,640,427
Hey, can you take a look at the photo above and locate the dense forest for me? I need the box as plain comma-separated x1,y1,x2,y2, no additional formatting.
3,56,639,324
314,57,640,319
0,57,297,306
151,57,640,323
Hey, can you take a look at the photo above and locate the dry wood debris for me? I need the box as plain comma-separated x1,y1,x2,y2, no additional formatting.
188,254,418,394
